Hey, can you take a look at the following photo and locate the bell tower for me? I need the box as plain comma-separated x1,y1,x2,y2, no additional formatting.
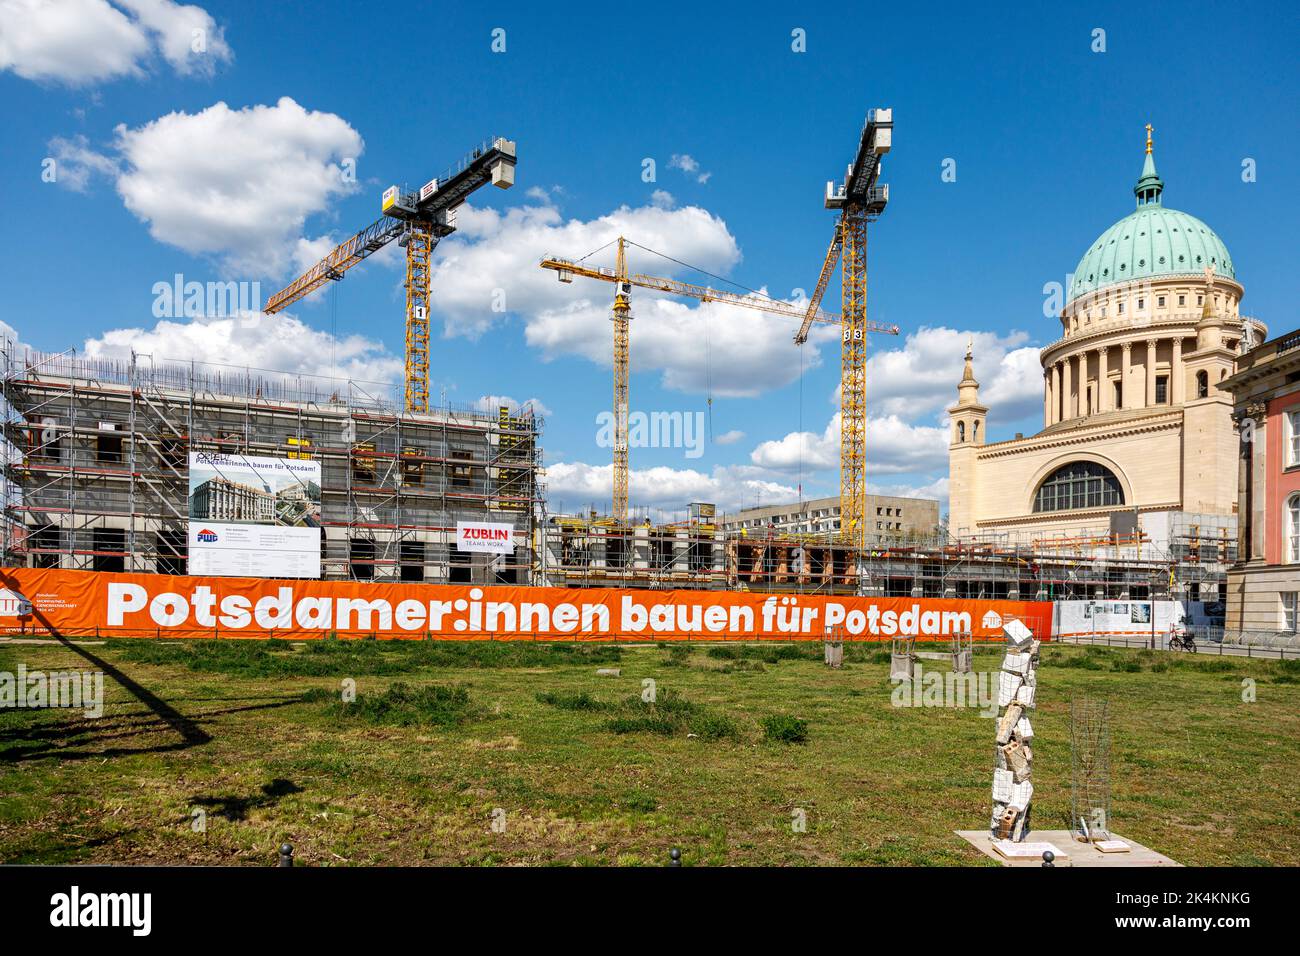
947,341,988,536
1182,267,1241,512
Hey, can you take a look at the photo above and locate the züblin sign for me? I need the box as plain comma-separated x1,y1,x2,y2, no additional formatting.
455,522,514,555
0,568,1054,642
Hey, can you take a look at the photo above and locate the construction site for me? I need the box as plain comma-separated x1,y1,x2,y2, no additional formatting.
0,348,542,586
0,117,1242,613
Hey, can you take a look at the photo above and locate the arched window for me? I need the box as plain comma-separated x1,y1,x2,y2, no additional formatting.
1033,461,1125,513
957,421,965,442
972,421,980,442
1196,370,1208,399
1289,494,1300,564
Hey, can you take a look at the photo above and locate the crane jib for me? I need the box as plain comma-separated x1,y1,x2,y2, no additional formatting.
262,138,516,316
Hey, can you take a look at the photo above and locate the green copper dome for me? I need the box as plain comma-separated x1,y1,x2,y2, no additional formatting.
1067,143,1235,303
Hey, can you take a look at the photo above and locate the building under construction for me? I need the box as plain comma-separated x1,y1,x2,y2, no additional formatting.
534,509,1230,603
725,524,1231,601
1,345,1230,605
536,503,726,588
1,348,542,584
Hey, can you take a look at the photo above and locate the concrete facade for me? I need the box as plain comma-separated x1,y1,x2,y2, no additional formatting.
720,493,941,542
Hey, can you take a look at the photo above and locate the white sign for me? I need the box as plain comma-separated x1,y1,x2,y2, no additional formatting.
187,524,321,578
188,452,322,578
456,521,514,555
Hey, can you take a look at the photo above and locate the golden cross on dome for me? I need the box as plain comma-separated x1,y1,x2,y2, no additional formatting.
1145,123,1153,154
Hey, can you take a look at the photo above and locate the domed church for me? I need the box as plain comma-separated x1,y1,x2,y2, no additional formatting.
947,128,1268,559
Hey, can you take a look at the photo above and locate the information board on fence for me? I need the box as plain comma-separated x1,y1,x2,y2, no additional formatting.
0,568,1053,642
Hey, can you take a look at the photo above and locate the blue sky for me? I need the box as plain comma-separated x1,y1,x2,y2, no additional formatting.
2,0,1296,520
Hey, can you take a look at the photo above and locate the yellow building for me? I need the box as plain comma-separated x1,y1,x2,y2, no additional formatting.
948,131,1268,559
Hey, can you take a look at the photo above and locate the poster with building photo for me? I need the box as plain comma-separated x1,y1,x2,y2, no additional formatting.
187,452,322,578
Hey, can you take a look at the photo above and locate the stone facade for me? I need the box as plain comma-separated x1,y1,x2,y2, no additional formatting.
947,137,1268,562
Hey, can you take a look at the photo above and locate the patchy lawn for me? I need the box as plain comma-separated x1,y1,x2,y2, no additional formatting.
1,639,1296,866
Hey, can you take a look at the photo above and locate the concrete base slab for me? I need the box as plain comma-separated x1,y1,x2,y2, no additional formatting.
955,829,1181,867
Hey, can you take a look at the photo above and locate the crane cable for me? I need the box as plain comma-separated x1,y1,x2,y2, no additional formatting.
330,280,339,379
705,317,713,442
625,239,779,302
570,236,793,451
798,339,805,503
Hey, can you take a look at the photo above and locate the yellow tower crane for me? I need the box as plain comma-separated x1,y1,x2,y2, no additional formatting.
262,137,517,413
540,236,896,525
796,108,895,552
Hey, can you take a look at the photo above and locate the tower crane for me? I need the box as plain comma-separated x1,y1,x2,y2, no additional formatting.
796,108,894,551
540,236,888,525
262,137,517,413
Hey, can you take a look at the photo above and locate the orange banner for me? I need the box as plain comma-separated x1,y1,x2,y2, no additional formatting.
0,567,1053,642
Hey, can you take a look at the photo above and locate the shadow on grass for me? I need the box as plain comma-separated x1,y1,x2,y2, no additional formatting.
0,577,216,755
0,696,307,763
190,777,304,822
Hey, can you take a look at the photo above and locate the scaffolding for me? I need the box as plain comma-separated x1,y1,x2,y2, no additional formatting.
1,347,543,584
531,517,1213,601
535,508,726,589
722,529,1185,600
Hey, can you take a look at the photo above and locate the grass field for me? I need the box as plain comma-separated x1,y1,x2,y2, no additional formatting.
1,637,1297,866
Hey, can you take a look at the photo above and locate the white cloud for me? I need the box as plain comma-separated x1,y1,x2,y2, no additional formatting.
0,0,230,85
0,319,26,354
428,199,836,397
649,189,675,209
99,98,363,278
864,325,1043,424
869,476,950,507
524,184,567,205
669,153,712,184
475,394,552,417
750,412,948,476
115,0,231,76
46,133,120,191
79,312,403,384
714,429,745,445
545,460,797,519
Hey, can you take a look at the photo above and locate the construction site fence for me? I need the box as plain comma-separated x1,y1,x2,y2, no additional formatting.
6,625,1011,644
1056,631,1300,660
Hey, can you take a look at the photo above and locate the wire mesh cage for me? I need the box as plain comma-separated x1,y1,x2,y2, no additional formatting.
1070,697,1112,842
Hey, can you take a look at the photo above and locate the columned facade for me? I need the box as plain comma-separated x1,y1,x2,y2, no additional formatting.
946,130,1268,570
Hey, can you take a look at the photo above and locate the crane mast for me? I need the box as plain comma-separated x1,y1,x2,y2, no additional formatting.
611,238,632,523
800,108,894,553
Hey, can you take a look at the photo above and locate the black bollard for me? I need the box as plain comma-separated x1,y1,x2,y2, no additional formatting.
668,847,681,867
279,843,294,867
1041,850,1054,868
